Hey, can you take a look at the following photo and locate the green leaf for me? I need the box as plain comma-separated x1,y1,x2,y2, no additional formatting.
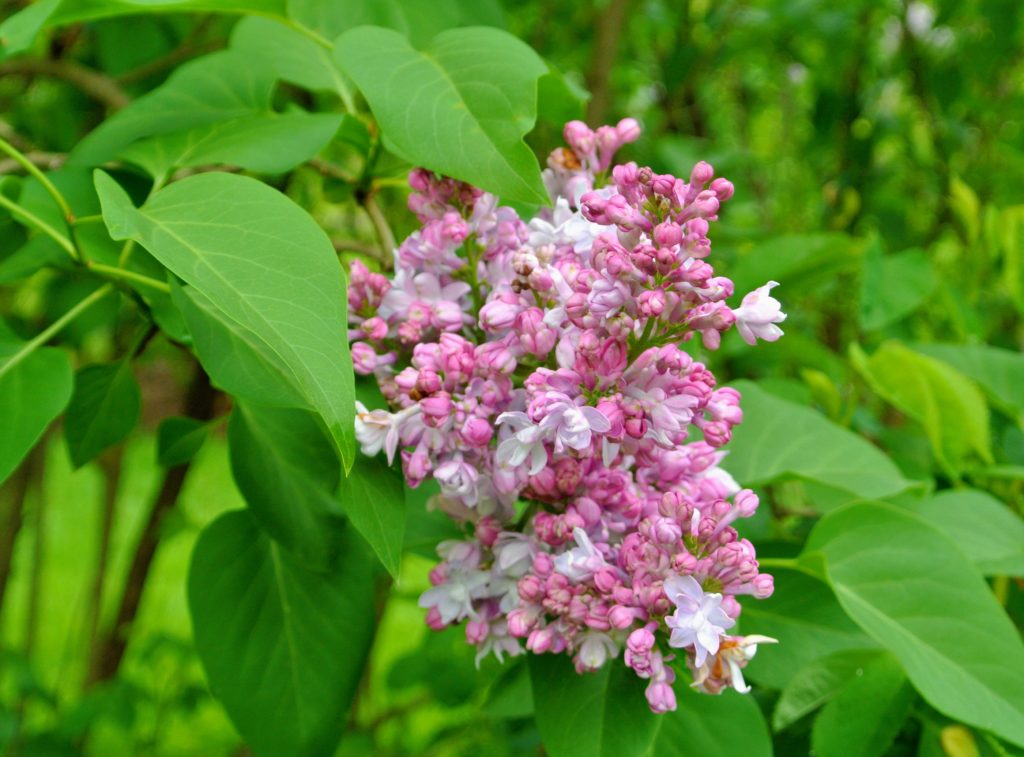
171,283,303,408
728,233,860,298
651,684,773,757
0,344,73,485
156,416,207,467
95,170,356,472
48,0,286,26
804,501,1024,747
64,361,141,468
120,112,343,178
292,0,506,46
334,26,549,205
811,653,915,757
403,478,460,558
914,343,1024,427
228,401,343,570
528,654,660,757
851,342,993,475
0,0,61,60
231,15,348,93
859,242,937,331
337,455,406,579
188,510,376,757
905,489,1024,577
69,50,276,167
725,381,911,501
0,236,69,284
774,649,885,731
741,569,878,690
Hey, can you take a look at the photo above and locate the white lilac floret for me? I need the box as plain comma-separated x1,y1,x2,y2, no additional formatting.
348,119,783,713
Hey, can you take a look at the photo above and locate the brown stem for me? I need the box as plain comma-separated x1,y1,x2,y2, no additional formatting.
0,448,41,623
0,151,65,175
115,17,221,85
85,450,123,662
362,192,397,264
0,58,130,110
585,0,630,125
85,366,216,687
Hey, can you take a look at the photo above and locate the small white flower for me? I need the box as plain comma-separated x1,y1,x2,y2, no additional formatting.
663,574,735,667
732,281,786,346
554,527,607,583
355,402,418,464
495,411,549,475
418,568,490,625
576,631,618,671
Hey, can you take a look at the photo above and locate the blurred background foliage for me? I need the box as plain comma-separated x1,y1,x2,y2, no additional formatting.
0,0,1021,754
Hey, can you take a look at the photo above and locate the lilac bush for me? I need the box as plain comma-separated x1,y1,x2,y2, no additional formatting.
350,120,786,712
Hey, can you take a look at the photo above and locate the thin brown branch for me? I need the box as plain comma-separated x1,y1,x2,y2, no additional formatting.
0,150,65,175
362,192,397,265
333,238,381,257
309,157,359,185
585,0,630,125
0,447,41,623
0,58,130,110
115,16,222,85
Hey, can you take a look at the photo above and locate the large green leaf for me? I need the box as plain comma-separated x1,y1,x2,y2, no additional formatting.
95,170,356,471
337,455,406,578
811,653,915,757
905,489,1024,577
852,342,993,475
0,345,73,485
228,401,343,570
171,283,304,408
64,361,141,468
914,343,1024,427
48,0,285,26
725,381,911,501
188,510,376,757
120,112,342,178
69,50,277,166
651,684,773,757
231,16,348,94
773,649,885,731
292,0,505,46
0,0,61,60
741,569,878,690
804,501,1024,747
334,26,549,205
528,655,660,757
859,243,937,331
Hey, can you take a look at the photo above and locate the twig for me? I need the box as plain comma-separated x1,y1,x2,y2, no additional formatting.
362,192,397,263
0,447,41,623
0,151,65,175
333,238,381,257
585,0,630,125
115,16,222,85
309,157,359,185
0,58,130,110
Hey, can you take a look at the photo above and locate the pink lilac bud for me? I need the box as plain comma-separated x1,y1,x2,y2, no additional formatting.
645,682,677,714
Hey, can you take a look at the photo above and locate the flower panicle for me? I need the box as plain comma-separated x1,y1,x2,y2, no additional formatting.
350,120,785,713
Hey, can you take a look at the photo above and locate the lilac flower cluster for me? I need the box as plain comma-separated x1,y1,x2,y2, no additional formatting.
349,120,785,712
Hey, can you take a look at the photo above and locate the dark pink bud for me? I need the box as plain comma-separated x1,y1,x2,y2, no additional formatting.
654,221,683,247
465,618,489,644
710,177,734,201
425,606,446,631
420,392,453,427
460,416,493,447
690,161,714,187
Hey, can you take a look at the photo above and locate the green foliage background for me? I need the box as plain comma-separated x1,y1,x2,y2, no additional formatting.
0,0,1021,755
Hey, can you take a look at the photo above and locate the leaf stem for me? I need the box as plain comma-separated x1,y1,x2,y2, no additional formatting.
363,193,396,262
0,192,77,258
0,284,114,380
0,136,84,260
756,556,803,571
87,262,170,293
